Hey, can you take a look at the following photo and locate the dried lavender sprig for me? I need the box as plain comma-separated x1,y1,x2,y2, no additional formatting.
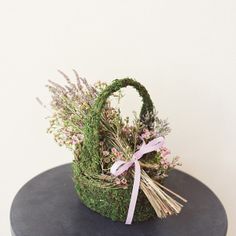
48,80,67,93
58,69,77,91
72,69,83,91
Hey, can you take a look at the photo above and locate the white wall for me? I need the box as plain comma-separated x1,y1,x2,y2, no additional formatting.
0,0,235,235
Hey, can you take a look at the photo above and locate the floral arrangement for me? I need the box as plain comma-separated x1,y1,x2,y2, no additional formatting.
40,71,186,224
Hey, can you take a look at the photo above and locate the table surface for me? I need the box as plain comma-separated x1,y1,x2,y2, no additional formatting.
10,163,227,236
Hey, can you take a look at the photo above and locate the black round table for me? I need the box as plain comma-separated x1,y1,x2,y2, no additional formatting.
10,163,227,236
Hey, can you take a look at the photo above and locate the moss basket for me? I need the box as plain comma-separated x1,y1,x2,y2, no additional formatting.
72,78,157,222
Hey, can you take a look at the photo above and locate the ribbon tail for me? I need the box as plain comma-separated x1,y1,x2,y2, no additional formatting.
125,161,141,225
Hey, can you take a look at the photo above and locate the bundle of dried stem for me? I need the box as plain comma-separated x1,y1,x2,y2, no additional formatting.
140,170,187,218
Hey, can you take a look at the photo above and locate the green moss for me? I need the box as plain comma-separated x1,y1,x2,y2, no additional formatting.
73,78,156,222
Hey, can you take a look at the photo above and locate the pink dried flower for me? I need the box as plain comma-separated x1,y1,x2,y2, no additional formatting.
111,147,123,159
115,178,121,185
121,178,127,185
102,151,110,156
165,160,170,165
104,157,110,163
122,126,129,133
77,134,84,142
116,152,123,158
163,164,168,170
111,147,117,154
141,128,151,139
160,147,171,157
160,159,165,165
72,135,79,145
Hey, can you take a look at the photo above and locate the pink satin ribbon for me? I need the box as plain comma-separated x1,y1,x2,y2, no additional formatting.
110,137,165,224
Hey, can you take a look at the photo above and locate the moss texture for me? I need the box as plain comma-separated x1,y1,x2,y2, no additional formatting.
73,78,156,222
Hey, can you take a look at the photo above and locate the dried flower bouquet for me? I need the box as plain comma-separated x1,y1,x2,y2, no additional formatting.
41,71,187,224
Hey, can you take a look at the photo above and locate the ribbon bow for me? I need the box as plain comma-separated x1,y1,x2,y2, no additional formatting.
110,136,165,224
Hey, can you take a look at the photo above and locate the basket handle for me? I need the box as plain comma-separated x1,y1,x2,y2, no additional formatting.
80,78,154,174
